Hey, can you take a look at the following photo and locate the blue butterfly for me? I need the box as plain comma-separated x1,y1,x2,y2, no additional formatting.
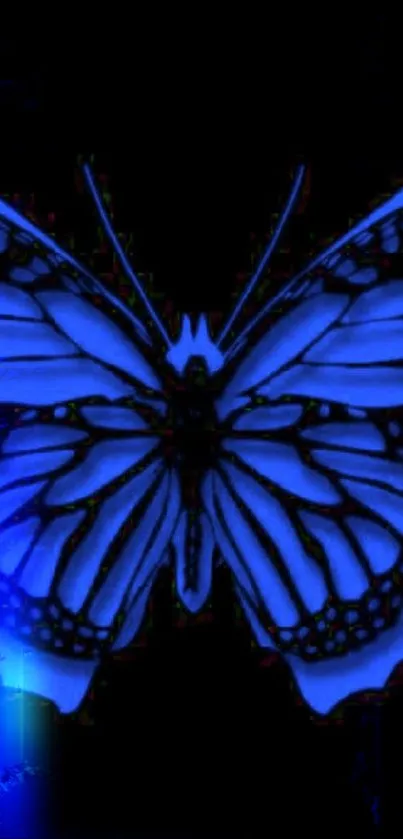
1,163,403,716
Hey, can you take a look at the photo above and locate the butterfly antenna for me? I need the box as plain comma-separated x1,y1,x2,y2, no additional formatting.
216,164,306,349
81,163,172,348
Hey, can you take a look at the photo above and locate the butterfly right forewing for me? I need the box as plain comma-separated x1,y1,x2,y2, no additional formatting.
204,186,403,713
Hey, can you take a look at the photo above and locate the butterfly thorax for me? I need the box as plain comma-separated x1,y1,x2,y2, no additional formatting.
164,357,221,506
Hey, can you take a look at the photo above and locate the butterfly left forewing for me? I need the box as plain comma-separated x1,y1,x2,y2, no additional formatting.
207,189,403,712
0,200,181,709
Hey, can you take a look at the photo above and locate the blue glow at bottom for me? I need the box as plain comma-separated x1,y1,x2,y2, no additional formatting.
0,630,98,836
0,683,49,837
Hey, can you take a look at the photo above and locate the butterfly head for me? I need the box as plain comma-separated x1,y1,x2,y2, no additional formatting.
165,314,224,375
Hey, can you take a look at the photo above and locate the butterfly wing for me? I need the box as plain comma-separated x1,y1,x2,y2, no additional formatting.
0,200,181,712
204,187,403,714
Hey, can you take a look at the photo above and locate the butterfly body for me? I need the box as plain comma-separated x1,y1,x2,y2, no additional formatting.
2,166,403,715
165,357,220,481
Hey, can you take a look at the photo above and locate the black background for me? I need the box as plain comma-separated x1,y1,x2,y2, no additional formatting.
1,16,403,837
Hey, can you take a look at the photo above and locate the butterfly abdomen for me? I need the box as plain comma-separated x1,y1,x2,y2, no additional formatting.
173,510,214,613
